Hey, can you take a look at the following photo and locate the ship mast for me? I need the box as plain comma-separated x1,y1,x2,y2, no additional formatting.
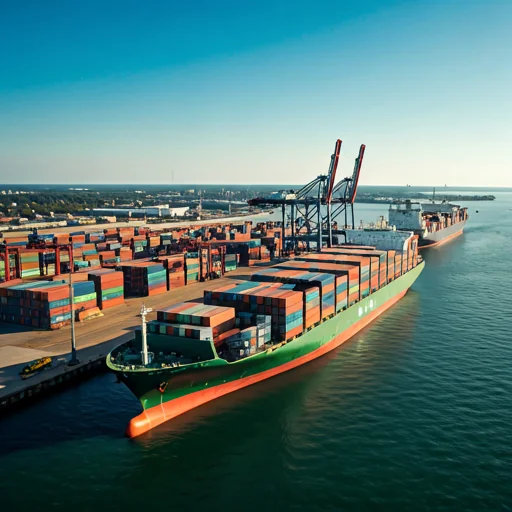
140,303,153,366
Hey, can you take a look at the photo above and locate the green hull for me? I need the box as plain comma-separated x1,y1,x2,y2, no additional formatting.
108,262,424,422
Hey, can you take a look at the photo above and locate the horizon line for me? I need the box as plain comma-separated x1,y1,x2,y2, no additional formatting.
0,184,511,189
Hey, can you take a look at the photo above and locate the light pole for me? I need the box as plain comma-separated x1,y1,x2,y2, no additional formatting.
68,238,79,366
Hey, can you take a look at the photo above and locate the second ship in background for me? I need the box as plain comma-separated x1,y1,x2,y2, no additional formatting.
388,200,468,248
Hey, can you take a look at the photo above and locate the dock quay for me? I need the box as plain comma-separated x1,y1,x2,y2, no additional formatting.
0,264,269,415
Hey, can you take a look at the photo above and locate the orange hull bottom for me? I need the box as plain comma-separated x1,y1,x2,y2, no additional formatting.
127,288,409,438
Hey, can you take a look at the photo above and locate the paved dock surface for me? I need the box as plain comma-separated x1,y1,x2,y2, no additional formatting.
0,265,266,401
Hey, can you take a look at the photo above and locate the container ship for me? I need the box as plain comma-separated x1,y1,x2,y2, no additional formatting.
388,200,468,248
107,229,424,437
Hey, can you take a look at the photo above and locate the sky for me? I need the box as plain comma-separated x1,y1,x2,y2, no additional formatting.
0,0,510,186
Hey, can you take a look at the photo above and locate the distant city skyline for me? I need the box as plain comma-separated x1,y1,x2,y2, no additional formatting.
1,0,510,186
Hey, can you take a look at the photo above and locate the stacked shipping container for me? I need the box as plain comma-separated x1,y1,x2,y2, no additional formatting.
1,221,282,284
222,316,272,358
322,248,390,287
20,251,40,278
120,262,167,297
224,253,237,273
156,302,236,339
251,268,337,319
273,261,357,308
204,281,303,341
296,254,372,299
185,253,199,284
303,287,321,328
88,269,125,310
0,279,97,329
157,254,186,291
72,281,97,313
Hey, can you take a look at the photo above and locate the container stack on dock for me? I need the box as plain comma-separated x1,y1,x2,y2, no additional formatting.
132,236,148,257
88,269,125,310
199,249,208,279
98,249,119,265
39,252,56,276
185,253,200,284
0,280,66,329
210,248,223,277
157,254,186,290
120,262,167,297
224,239,263,266
72,281,97,313
117,227,135,242
224,253,237,273
248,239,262,265
118,246,133,262
20,251,40,278
103,228,118,240
81,243,100,267
0,219,281,329
3,236,27,247
0,279,98,329
0,219,279,284
160,233,173,248
70,233,86,245
70,244,85,270
86,231,106,243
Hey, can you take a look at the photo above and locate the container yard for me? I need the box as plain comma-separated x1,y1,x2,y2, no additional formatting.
0,220,281,329
0,219,285,412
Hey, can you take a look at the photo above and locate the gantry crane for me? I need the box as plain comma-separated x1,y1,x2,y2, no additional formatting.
248,139,365,252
